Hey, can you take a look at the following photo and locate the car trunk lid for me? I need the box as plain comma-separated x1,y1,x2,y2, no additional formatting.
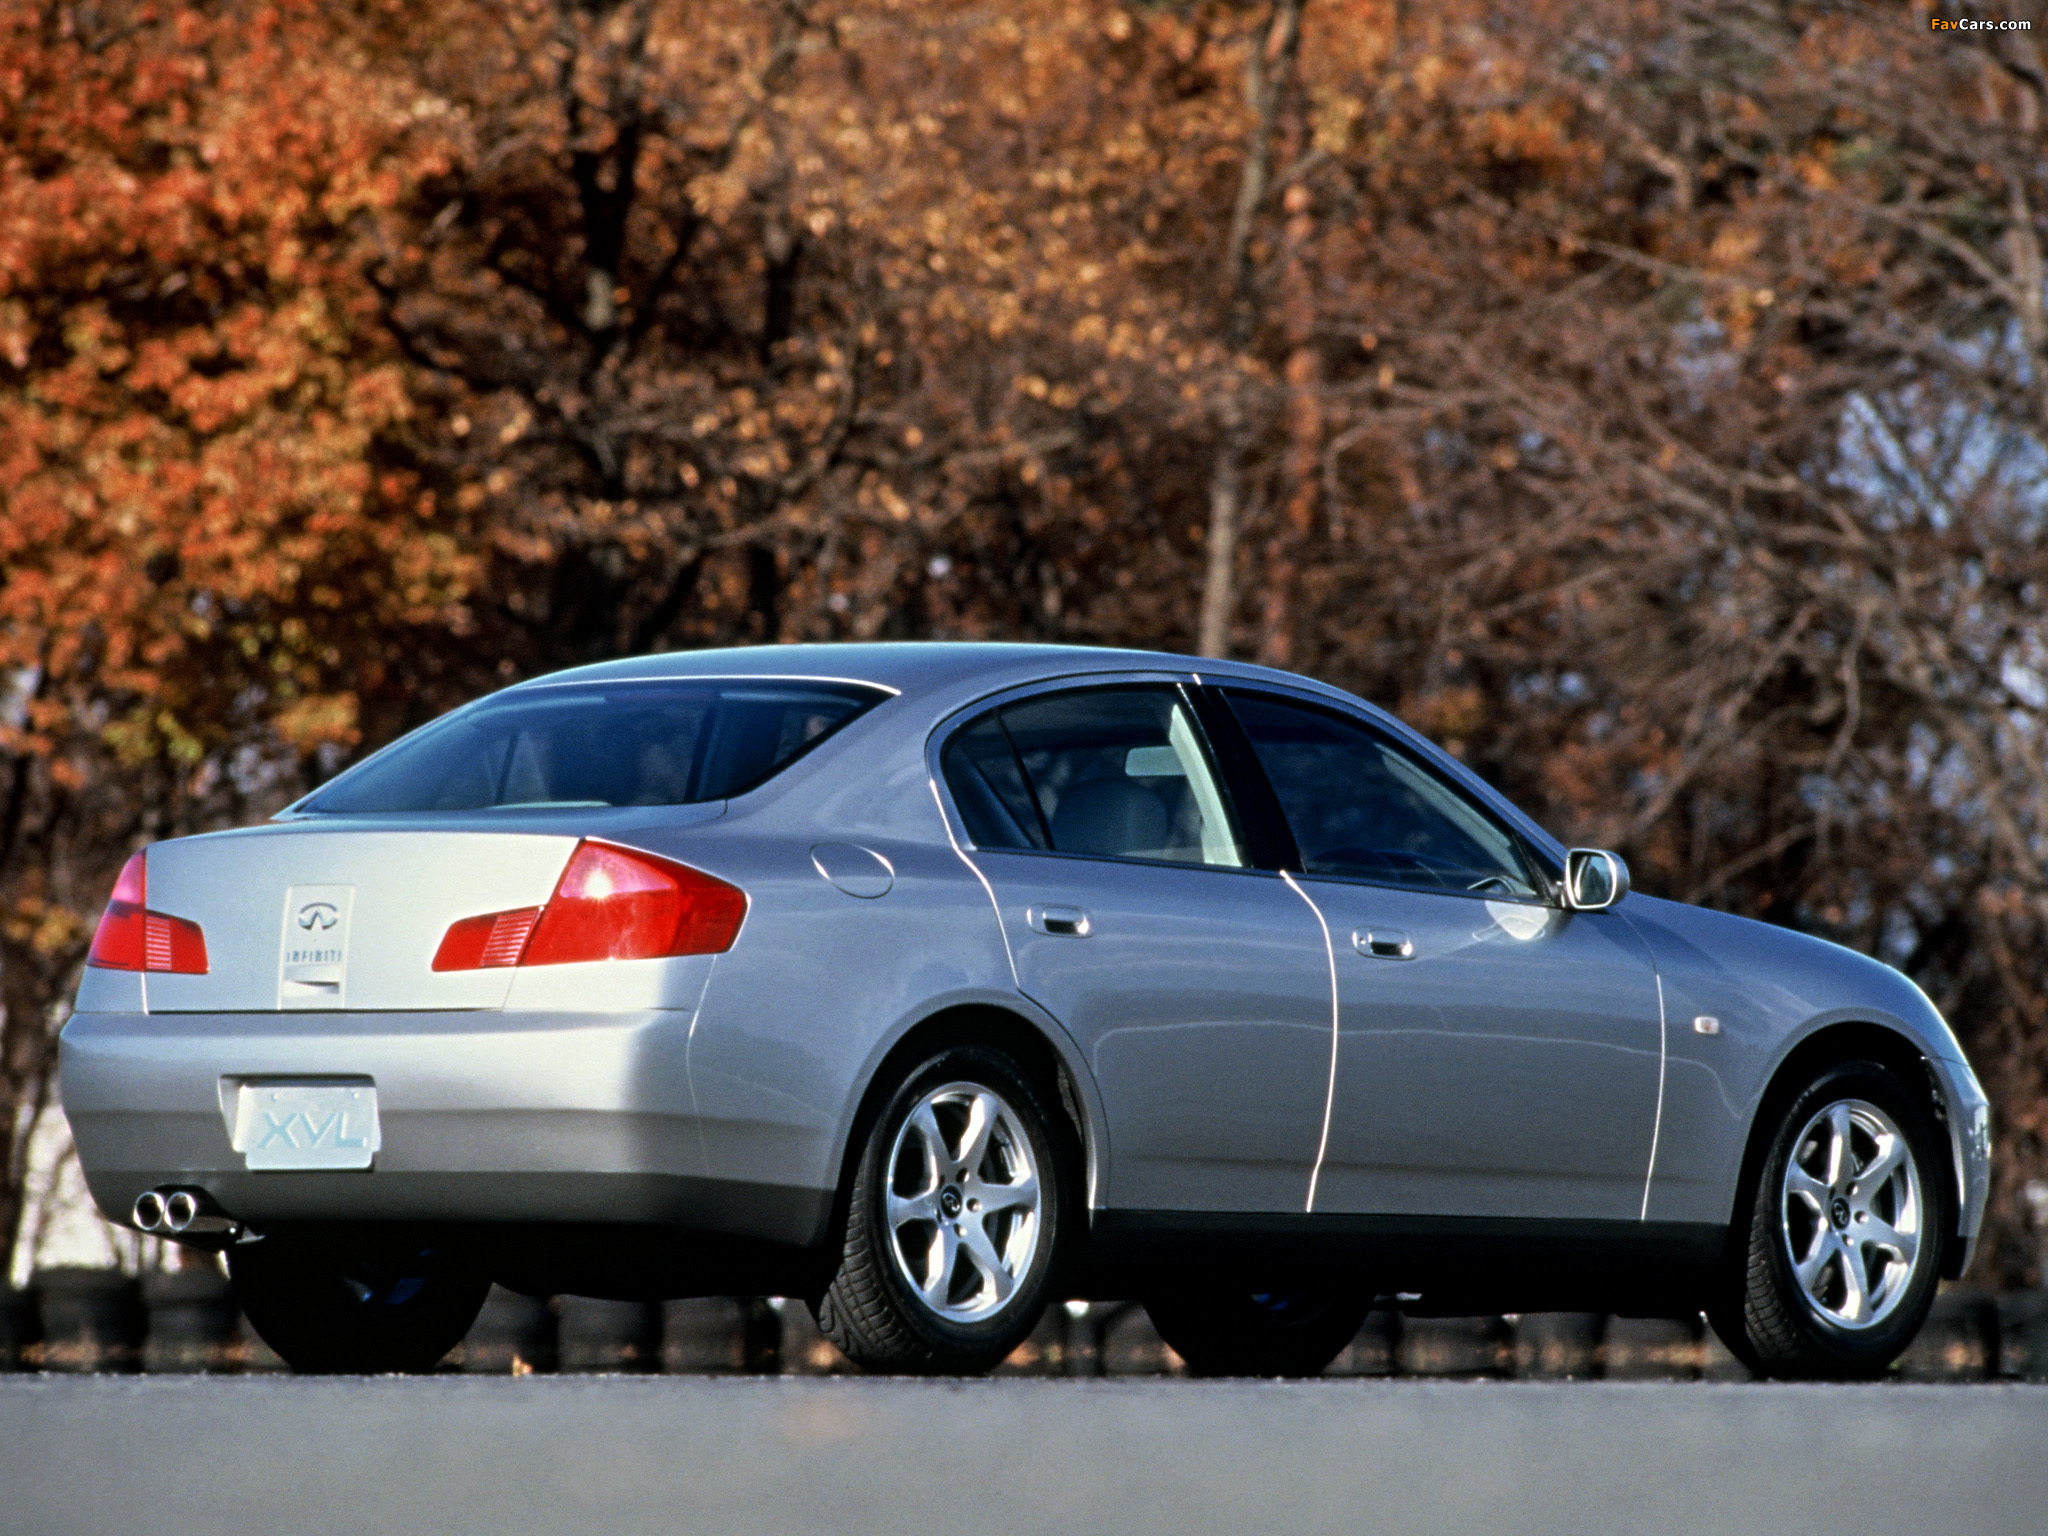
138,825,581,1012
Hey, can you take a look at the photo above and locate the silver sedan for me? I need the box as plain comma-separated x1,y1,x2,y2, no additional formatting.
61,644,1990,1377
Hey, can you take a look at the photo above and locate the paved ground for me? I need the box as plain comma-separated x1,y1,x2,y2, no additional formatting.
4,1376,2045,1536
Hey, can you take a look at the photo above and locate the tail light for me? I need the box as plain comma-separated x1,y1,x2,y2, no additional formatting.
432,840,747,971
431,907,542,972
86,852,209,974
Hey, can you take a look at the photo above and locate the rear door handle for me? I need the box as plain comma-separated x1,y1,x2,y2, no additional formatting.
1028,905,1092,937
1353,929,1414,960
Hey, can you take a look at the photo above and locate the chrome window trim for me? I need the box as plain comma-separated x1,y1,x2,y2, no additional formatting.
506,673,903,697
966,844,1297,881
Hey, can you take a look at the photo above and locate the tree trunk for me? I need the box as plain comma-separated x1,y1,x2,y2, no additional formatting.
1,935,64,1272
1258,184,1322,669
1199,0,1304,659
1200,395,1248,658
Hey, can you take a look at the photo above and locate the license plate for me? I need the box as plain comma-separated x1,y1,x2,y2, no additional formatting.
231,1082,380,1171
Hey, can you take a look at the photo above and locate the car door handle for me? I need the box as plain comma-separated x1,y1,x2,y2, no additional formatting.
1353,929,1414,960
1027,905,1092,937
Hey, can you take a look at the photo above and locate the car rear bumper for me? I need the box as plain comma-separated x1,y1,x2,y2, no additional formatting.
58,1009,832,1250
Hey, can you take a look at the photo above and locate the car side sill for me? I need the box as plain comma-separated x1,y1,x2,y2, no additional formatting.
1078,1211,1726,1316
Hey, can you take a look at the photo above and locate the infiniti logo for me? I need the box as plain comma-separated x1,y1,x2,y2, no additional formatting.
279,885,351,1008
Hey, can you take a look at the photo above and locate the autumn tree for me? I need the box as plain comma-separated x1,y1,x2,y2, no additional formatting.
1464,0,2048,1282
357,0,912,678
0,0,471,1266
854,0,2048,1278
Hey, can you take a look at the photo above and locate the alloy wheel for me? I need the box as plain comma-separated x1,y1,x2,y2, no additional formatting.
884,1081,1043,1323
1779,1098,1924,1331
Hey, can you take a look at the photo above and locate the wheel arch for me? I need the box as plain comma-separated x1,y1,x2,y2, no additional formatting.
815,1002,1099,1290
1733,1021,1967,1280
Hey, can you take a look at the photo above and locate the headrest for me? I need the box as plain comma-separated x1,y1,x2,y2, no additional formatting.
1049,777,1169,858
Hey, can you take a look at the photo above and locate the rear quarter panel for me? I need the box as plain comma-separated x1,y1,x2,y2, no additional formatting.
673,827,1021,1211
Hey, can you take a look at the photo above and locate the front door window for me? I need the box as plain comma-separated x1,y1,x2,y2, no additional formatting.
1220,689,1540,899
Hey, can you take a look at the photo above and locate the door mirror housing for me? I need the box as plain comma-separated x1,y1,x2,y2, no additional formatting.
1563,849,1630,911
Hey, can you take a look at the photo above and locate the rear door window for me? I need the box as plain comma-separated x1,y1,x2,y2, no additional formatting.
942,686,1244,866
301,680,884,813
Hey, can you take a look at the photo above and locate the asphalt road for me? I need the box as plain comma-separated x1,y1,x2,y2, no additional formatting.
4,1375,2045,1536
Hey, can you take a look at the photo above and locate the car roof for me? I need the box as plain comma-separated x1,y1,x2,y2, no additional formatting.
507,641,1361,706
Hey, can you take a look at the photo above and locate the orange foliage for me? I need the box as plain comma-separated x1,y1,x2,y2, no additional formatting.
0,0,471,784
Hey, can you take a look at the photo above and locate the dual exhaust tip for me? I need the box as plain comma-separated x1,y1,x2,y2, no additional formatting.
132,1187,233,1237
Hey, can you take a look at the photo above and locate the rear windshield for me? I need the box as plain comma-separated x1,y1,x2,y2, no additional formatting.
298,679,886,814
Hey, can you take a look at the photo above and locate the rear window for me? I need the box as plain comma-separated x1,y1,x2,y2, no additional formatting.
299,679,885,814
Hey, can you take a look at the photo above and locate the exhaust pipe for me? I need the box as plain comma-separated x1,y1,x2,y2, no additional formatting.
131,1190,166,1233
132,1186,236,1238
163,1190,200,1233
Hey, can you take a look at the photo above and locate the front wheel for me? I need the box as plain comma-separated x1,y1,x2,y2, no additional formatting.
815,1043,1070,1374
1144,1285,1372,1377
1710,1061,1949,1379
229,1230,489,1374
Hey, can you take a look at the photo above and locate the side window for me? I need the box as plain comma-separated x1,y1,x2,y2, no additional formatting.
1223,690,1541,899
940,713,1048,851
941,687,1244,866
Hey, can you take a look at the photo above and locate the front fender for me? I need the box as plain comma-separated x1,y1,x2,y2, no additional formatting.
1621,895,1989,1265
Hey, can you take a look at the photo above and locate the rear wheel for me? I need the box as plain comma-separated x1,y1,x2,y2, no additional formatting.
229,1230,488,1374
1144,1285,1371,1377
815,1043,1069,1374
1709,1061,1948,1379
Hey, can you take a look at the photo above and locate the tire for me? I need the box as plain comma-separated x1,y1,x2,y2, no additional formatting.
229,1230,489,1374
1708,1061,1949,1380
815,1043,1070,1374
1144,1285,1371,1377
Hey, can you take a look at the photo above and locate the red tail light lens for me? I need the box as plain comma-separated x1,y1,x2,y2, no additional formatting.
86,854,147,969
86,851,209,974
432,841,746,971
431,907,542,972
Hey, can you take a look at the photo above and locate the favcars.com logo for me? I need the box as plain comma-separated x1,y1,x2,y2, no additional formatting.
1930,15,2032,27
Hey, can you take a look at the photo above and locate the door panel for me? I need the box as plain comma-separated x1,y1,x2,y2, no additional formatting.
1300,880,1662,1219
1213,686,1663,1222
975,852,1331,1212
940,681,1331,1214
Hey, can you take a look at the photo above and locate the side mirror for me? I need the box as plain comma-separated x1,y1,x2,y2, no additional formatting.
1563,849,1630,911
